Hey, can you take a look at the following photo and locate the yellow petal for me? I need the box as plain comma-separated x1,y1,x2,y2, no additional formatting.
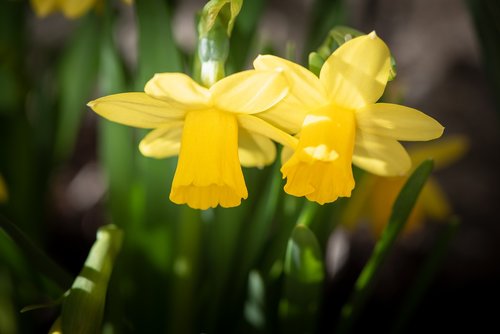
320,32,391,109
31,0,58,17
368,176,405,235
88,93,185,129
237,114,298,149
256,103,307,134
420,178,451,220
170,110,247,210
253,55,328,106
253,55,327,133
281,105,356,204
281,144,294,164
356,103,444,141
352,132,411,176
139,122,183,158
145,73,210,110
367,176,426,236
61,0,96,18
211,70,289,114
340,173,377,229
408,135,469,170
238,130,276,168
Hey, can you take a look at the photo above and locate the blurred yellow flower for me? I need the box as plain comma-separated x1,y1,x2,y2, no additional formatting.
89,70,297,210
0,174,7,203
254,32,444,204
31,0,98,18
30,0,133,19
344,136,468,236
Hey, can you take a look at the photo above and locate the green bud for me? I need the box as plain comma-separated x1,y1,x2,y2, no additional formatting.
198,0,242,38
196,0,242,87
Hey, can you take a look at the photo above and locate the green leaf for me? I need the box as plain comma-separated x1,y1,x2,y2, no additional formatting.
135,0,182,88
336,159,434,334
61,225,123,334
54,14,100,160
279,224,325,334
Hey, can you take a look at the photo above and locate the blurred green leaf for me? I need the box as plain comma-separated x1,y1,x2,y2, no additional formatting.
305,0,345,58
466,0,500,112
97,1,134,228
243,270,266,329
0,215,72,289
227,0,265,72
61,225,123,334
236,161,282,288
168,207,202,334
0,270,17,334
0,0,24,113
55,14,100,160
336,159,434,334
391,217,460,333
133,1,184,332
279,224,325,334
135,0,182,88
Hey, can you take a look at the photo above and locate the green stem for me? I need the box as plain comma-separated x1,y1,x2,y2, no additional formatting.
296,201,320,227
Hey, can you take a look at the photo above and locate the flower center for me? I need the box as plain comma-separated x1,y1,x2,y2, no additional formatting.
281,104,356,204
170,109,248,209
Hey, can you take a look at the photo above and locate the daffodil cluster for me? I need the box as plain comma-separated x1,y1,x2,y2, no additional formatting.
89,32,444,210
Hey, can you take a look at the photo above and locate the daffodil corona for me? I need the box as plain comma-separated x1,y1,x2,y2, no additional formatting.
254,32,444,204
89,70,297,210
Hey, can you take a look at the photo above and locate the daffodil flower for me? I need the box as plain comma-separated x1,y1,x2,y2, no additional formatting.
254,32,444,204
89,70,297,210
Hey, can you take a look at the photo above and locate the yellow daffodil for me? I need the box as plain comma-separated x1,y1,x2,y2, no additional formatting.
89,70,298,210
254,32,444,204
343,136,468,236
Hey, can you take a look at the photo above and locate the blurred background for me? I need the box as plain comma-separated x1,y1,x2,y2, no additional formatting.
0,0,499,333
